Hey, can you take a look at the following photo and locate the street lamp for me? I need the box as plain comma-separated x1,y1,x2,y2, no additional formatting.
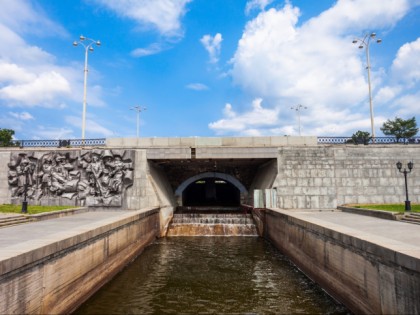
352,32,382,140
130,106,147,137
73,35,101,141
290,104,307,136
21,164,30,214
396,161,413,211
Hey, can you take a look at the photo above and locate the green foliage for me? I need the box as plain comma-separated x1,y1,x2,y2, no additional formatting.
0,204,78,214
353,204,420,213
380,116,418,143
0,128,15,147
351,130,371,145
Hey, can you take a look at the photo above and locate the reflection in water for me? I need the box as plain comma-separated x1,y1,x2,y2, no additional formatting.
75,237,349,314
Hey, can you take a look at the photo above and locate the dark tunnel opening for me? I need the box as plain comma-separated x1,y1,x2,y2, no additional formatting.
182,177,240,207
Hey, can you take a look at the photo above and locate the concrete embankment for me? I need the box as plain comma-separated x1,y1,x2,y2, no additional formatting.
264,208,420,315
0,208,159,314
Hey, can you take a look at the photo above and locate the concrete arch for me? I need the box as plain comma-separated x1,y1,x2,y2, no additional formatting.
175,172,248,197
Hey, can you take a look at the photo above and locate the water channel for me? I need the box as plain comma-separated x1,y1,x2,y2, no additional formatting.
75,237,349,314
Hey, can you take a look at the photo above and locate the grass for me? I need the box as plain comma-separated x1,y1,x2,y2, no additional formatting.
0,204,78,215
349,204,420,213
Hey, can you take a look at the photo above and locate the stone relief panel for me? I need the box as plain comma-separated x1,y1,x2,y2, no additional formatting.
7,149,134,207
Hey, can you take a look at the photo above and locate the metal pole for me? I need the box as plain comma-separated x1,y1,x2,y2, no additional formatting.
297,108,302,136
82,47,89,141
404,170,411,211
136,110,140,137
365,43,375,140
21,170,28,213
130,106,146,138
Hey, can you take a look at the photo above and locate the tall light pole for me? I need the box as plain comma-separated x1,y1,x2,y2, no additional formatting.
290,104,307,136
73,35,101,141
352,32,381,140
130,106,147,137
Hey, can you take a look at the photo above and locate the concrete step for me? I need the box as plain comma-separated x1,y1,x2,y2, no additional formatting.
0,215,33,228
400,213,420,225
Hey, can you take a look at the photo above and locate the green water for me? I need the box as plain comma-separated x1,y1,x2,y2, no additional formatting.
75,237,349,314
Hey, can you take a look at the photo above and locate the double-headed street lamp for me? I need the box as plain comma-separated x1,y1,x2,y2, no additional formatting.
396,161,414,211
73,35,101,141
290,104,307,136
352,32,382,139
130,106,147,137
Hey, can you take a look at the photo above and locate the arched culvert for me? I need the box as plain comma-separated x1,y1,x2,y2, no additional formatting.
175,172,248,207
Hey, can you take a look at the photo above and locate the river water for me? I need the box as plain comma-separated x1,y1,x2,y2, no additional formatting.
75,237,349,314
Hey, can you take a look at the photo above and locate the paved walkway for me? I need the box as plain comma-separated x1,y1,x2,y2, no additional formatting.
278,209,420,256
0,210,142,259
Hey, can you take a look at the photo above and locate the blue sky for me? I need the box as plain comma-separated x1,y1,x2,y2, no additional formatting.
0,0,419,140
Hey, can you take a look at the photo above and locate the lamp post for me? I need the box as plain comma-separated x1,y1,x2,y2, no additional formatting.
396,161,413,211
290,104,307,136
73,35,101,141
130,106,147,137
352,32,382,140
21,164,30,214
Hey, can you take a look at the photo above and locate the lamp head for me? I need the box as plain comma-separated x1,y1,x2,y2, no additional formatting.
352,39,358,44
376,38,382,44
408,161,414,170
370,33,376,38
73,41,78,46
358,45,364,49
96,41,101,46
80,35,86,41
89,47,94,52
396,161,402,171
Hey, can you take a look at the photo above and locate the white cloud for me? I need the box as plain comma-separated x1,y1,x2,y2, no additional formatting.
391,37,420,87
131,43,165,57
31,126,74,140
0,71,70,106
65,116,114,137
209,98,280,135
200,33,223,64
221,0,419,136
186,83,209,91
92,0,191,37
9,111,34,120
245,0,274,15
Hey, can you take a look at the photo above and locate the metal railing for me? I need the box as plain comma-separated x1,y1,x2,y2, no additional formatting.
317,137,420,145
1,138,106,148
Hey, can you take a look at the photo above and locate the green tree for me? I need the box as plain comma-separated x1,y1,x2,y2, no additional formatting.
0,128,15,147
380,117,418,143
351,130,371,145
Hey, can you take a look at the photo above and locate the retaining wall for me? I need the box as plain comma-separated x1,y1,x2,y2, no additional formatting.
0,208,159,314
264,208,420,314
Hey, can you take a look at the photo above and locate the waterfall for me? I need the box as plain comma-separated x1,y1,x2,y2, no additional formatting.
166,210,258,237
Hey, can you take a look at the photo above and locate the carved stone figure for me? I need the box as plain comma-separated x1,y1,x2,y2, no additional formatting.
7,150,134,207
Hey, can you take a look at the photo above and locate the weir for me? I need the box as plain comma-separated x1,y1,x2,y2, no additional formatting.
0,136,419,314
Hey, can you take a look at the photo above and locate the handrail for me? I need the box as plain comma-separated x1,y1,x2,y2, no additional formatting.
317,137,420,145
0,138,106,148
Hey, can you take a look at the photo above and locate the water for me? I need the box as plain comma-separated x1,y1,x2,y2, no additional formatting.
75,237,349,314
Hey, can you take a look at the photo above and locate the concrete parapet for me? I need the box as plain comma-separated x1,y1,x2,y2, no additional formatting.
106,136,317,148
0,208,159,314
265,209,420,314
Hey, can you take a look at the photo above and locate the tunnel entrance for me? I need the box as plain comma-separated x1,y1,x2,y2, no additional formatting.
182,177,240,207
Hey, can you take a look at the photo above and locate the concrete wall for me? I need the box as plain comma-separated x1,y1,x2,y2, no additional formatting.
0,208,159,315
107,136,317,148
0,151,11,204
274,145,420,209
264,208,420,314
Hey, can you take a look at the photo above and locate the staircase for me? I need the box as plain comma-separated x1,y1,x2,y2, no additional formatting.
167,207,258,236
400,213,420,225
0,215,33,228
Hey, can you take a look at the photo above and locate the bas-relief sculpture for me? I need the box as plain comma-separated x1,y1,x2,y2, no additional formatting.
7,149,134,207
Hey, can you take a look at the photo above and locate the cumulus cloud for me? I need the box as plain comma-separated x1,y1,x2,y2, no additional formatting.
92,0,191,37
219,0,419,136
245,0,274,15
209,98,280,135
186,83,209,91
200,33,223,64
131,43,165,57
9,111,34,120
65,116,114,138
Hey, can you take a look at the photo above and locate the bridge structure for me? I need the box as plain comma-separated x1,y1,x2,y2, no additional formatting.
0,136,420,314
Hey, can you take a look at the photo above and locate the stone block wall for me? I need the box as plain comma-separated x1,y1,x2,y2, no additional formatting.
0,151,11,204
265,209,420,314
275,145,420,209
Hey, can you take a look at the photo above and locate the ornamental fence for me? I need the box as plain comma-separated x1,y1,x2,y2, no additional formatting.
317,136,420,145
0,138,106,148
